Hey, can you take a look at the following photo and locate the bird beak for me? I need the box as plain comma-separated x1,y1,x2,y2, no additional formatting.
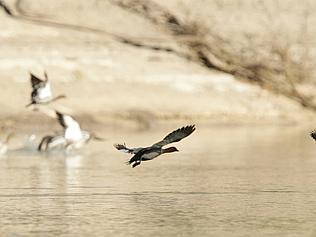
92,134,105,141
94,137,105,141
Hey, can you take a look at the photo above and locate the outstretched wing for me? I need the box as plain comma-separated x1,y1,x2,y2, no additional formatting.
38,135,54,151
30,73,45,89
55,111,79,130
310,130,316,141
56,111,67,129
38,135,66,151
114,143,143,154
152,125,195,148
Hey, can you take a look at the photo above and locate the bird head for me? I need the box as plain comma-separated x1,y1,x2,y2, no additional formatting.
163,146,179,153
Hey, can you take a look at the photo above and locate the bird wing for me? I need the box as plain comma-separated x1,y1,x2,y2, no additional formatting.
127,147,149,164
30,73,45,89
152,125,195,148
56,111,67,129
56,111,80,130
44,71,49,82
114,143,142,154
38,135,54,151
310,130,316,141
49,135,67,148
37,82,52,99
55,112,82,141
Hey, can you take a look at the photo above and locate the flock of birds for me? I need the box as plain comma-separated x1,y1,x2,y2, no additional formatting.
0,72,196,168
2,72,316,167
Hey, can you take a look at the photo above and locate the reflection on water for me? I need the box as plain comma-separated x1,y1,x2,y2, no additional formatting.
1,125,316,236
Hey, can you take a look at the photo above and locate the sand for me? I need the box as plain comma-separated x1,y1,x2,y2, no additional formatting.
0,0,315,133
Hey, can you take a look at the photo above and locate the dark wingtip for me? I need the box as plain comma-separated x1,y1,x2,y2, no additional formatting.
55,110,65,127
114,143,127,150
55,110,62,117
29,72,38,80
183,124,196,134
310,130,316,141
190,124,196,131
44,71,48,81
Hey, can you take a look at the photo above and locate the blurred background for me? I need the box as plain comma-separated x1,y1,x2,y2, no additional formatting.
1,0,316,131
2,1,316,237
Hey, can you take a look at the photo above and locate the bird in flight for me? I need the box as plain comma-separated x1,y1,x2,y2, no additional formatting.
38,111,103,151
114,125,196,168
26,71,66,107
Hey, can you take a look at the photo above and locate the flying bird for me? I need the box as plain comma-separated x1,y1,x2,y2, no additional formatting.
38,111,103,151
114,125,195,168
26,71,66,107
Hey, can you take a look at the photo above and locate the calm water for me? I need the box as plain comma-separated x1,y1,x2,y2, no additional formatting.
1,125,316,237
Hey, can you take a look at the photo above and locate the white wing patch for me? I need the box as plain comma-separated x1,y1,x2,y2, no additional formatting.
48,135,67,149
63,115,83,141
38,82,52,100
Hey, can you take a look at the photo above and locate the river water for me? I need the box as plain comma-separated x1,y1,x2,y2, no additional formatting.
1,125,316,236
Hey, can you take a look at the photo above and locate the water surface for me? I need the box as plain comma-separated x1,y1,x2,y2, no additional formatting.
1,125,316,236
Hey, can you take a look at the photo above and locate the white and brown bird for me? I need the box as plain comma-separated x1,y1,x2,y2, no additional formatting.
26,71,66,107
114,125,195,168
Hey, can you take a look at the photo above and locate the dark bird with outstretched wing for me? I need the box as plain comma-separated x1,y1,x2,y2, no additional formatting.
114,125,196,168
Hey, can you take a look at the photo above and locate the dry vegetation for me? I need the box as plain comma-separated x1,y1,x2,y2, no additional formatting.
110,0,316,108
